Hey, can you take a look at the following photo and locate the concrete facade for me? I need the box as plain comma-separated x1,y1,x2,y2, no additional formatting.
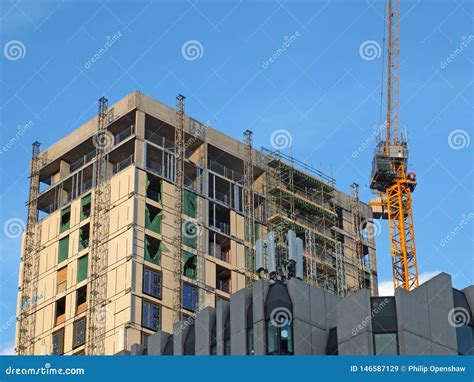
16,91,378,355
125,273,472,356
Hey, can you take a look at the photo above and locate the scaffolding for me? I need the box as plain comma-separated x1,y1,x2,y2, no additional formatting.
351,183,365,290
263,148,340,292
243,130,258,285
335,241,347,297
173,94,185,324
87,97,111,355
17,142,43,355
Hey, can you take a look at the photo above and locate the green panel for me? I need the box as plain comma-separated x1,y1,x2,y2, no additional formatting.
77,255,88,282
144,237,161,266
60,207,70,232
182,251,197,279
254,223,260,240
80,194,91,220
183,190,197,218
145,206,162,234
58,236,69,264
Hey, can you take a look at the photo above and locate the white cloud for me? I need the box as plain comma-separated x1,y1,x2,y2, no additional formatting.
377,271,442,296
0,343,15,355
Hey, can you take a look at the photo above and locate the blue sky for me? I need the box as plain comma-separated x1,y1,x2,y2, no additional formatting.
0,0,472,354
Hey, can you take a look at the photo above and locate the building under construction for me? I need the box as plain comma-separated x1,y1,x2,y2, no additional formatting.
15,91,377,355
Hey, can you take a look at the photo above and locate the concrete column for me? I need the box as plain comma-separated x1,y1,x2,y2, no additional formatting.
230,287,252,355
134,110,146,167
252,280,269,355
336,289,373,355
148,331,172,355
215,298,229,355
287,278,311,354
195,307,215,355
395,272,457,355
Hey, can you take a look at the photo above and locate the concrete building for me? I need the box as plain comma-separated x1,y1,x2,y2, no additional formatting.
16,91,377,355
124,272,473,356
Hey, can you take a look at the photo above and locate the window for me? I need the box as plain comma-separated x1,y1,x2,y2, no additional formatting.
79,224,90,251
55,297,66,326
182,283,198,311
144,235,161,265
77,255,88,283
76,285,87,315
73,318,86,348
146,173,162,203
143,268,162,298
373,333,398,355
52,329,64,355
266,320,293,355
60,206,71,232
247,327,254,355
182,252,197,279
145,204,162,234
56,266,67,294
456,325,474,355
58,236,69,264
80,194,91,220
142,300,160,331
216,265,231,293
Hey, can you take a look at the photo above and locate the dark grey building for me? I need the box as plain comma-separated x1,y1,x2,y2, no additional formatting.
122,272,472,356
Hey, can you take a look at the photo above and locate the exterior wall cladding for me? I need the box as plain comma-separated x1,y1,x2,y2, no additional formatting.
123,273,473,356
17,91,378,355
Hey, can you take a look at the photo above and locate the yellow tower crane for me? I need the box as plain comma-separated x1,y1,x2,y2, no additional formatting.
369,0,419,291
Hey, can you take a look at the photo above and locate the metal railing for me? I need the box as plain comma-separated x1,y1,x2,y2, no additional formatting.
115,124,134,144
113,155,133,174
145,130,175,149
209,160,243,183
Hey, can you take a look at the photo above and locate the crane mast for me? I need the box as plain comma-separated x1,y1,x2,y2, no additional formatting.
369,0,419,291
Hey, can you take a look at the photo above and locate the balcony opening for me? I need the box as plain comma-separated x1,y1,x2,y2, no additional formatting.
60,206,70,232
209,202,230,236
55,297,66,326
79,224,90,252
144,235,162,266
209,231,231,262
146,173,162,203
80,194,91,220
145,203,162,234
216,265,231,293
183,251,197,280
76,285,87,315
